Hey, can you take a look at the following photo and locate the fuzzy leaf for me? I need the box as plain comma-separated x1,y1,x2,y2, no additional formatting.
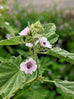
48,47,74,64
0,56,25,99
0,36,25,45
24,86,49,99
55,79,74,98
43,23,59,44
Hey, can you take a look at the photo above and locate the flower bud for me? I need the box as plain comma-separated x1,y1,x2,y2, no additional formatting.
30,21,44,35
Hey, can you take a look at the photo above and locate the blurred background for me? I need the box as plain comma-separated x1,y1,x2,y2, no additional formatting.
8,0,74,11
0,0,74,99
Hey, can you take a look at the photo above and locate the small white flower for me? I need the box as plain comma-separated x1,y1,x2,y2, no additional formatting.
26,43,33,48
25,40,39,48
48,71,52,75
5,22,10,26
59,25,64,30
0,5,3,9
19,26,30,36
20,58,37,74
64,23,69,27
6,34,11,39
39,37,52,48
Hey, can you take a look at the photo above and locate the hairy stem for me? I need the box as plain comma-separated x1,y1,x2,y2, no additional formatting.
13,35,40,99
44,80,55,83
38,52,48,54
24,36,40,85
33,37,39,77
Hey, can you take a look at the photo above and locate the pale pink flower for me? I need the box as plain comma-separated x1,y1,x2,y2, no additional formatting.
39,37,52,48
6,34,12,39
64,23,69,27
59,25,64,30
48,71,52,75
0,5,3,9
5,22,10,26
19,26,30,36
25,40,39,48
20,58,37,74
26,43,33,48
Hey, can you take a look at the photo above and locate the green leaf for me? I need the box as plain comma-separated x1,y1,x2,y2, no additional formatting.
0,36,25,45
43,23,59,44
0,57,7,62
48,47,74,64
55,79,74,98
0,47,10,58
5,25,19,36
24,86,49,99
0,56,25,99
48,34,59,44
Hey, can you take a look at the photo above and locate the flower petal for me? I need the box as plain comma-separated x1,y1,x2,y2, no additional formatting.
26,69,33,74
19,26,30,36
20,62,27,71
39,37,52,48
26,43,33,48
45,41,52,48
31,65,37,72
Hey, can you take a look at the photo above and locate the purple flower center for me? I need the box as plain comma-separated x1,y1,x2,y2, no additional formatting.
27,62,32,69
43,42,46,45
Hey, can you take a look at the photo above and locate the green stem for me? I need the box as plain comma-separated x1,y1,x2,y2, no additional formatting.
23,35,40,90
23,37,39,85
13,35,40,99
44,80,55,83
38,52,48,54
32,37,39,78
13,82,35,99
24,36,39,85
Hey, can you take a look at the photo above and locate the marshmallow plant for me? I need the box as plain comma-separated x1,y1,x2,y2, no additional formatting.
0,21,74,99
